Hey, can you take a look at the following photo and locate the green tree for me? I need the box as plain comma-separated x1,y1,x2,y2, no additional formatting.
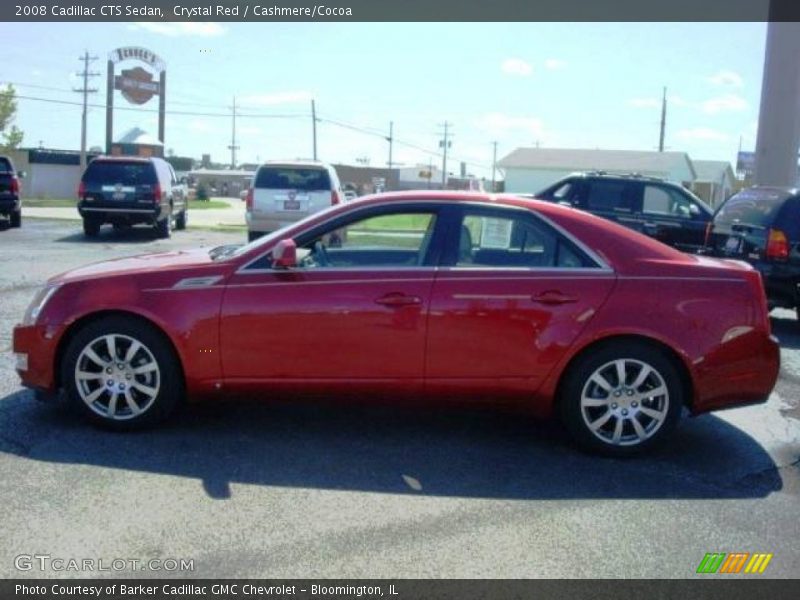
0,85,24,150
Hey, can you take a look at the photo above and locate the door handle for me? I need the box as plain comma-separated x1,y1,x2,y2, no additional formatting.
375,293,422,307
531,291,578,305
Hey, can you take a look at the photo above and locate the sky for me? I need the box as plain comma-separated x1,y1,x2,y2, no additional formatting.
0,22,767,178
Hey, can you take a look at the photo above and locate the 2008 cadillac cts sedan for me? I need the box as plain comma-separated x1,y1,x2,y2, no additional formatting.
13,192,780,455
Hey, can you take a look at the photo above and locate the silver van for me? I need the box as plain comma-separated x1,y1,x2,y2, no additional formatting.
245,160,343,241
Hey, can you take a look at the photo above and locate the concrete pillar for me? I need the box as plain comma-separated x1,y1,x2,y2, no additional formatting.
754,22,800,187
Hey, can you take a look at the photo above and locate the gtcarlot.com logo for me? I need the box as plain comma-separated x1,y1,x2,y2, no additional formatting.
696,552,773,574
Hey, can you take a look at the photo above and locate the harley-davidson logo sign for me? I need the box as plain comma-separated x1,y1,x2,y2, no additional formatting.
114,67,160,105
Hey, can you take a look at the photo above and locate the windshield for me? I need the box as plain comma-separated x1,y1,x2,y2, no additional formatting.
715,190,789,227
0,158,13,174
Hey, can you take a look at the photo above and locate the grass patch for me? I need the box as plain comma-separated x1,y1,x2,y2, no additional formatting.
189,200,230,210
357,214,432,231
24,198,77,208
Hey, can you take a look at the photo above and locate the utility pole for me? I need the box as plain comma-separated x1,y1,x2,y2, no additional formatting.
438,121,452,188
74,51,99,170
311,99,318,160
228,96,239,169
386,121,394,167
491,141,498,192
658,86,667,152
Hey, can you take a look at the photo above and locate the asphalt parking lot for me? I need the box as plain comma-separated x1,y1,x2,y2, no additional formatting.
0,218,798,579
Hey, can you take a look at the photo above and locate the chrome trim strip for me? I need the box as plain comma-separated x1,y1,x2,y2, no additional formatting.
236,266,439,275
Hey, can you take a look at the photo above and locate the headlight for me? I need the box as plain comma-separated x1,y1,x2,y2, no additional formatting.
22,285,61,326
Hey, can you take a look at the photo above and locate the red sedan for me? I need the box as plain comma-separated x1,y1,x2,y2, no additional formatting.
13,192,779,455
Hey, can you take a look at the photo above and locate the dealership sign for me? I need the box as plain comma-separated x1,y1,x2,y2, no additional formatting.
106,47,167,153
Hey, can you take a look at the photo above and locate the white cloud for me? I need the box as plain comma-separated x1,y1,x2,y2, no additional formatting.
132,22,227,37
239,91,314,106
501,58,533,77
476,112,545,139
708,70,743,87
668,95,690,107
628,98,660,109
676,127,730,141
702,93,748,114
543,58,567,71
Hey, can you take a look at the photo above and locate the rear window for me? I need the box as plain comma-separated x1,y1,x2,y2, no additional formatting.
82,160,156,185
0,158,13,174
714,190,790,227
585,181,636,212
255,167,331,191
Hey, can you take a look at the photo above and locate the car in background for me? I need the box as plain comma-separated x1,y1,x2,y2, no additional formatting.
0,155,23,228
77,156,187,239
13,191,778,456
344,190,358,202
704,186,800,318
535,172,713,253
245,160,343,242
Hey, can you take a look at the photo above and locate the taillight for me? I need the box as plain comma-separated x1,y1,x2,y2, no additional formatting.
10,177,19,194
765,228,789,260
77,181,85,198
331,190,341,205
246,188,253,211
153,183,162,204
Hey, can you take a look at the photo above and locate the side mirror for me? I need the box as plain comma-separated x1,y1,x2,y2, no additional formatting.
689,203,701,216
272,239,297,269
17,170,26,179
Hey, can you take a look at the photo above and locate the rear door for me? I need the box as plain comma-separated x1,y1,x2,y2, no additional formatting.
578,179,644,232
252,165,333,221
82,160,159,207
425,205,615,394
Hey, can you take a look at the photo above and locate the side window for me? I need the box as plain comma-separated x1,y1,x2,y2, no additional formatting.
585,181,636,213
643,185,693,218
456,211,595,269
297,211,438,269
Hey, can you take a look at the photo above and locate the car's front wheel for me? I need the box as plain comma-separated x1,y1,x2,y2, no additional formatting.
560,341,683,456
62,316,184,430
175,209,187,230
155,216,172,239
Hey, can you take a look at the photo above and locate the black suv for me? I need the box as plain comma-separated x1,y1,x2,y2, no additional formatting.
535,172,714,253
0,155,22,228
77,156,187,238
705,186,800,317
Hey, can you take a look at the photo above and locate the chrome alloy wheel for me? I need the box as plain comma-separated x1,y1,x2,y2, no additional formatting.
580,358,670,447
74,334,161,420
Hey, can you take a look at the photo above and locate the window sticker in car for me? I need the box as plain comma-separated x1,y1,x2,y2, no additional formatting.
480,217,513,249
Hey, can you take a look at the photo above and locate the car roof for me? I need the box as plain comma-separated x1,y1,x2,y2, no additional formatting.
90,156,158,164
732,185,799,200
259,160,333,169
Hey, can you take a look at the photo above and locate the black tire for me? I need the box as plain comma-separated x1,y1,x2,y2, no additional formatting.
83,218,101,237
559,341,683,457
248,231,263,243
9,209,21,228
155,216,172,239
61,315,184,430
175,209,187,231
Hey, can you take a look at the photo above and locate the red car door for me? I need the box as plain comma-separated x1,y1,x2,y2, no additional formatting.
426,205,616,391
219,206,442,385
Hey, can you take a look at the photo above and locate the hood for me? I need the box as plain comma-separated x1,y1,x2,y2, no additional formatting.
49,247,217,284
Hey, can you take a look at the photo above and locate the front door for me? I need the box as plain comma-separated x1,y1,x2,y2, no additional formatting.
220,205,443,382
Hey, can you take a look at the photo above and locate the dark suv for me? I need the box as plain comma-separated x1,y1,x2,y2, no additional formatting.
535,172,713,253
0,155,22,228
77,156,187,238
705,186,800,317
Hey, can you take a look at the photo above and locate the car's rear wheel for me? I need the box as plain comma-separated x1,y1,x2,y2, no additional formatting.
61,316,183,430
83,218,101,237
560,342,682,456
175,209,187,231
155,216,172,239
9,209,21,228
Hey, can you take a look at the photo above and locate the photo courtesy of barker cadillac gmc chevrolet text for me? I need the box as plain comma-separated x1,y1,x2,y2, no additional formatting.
13,192,779,456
